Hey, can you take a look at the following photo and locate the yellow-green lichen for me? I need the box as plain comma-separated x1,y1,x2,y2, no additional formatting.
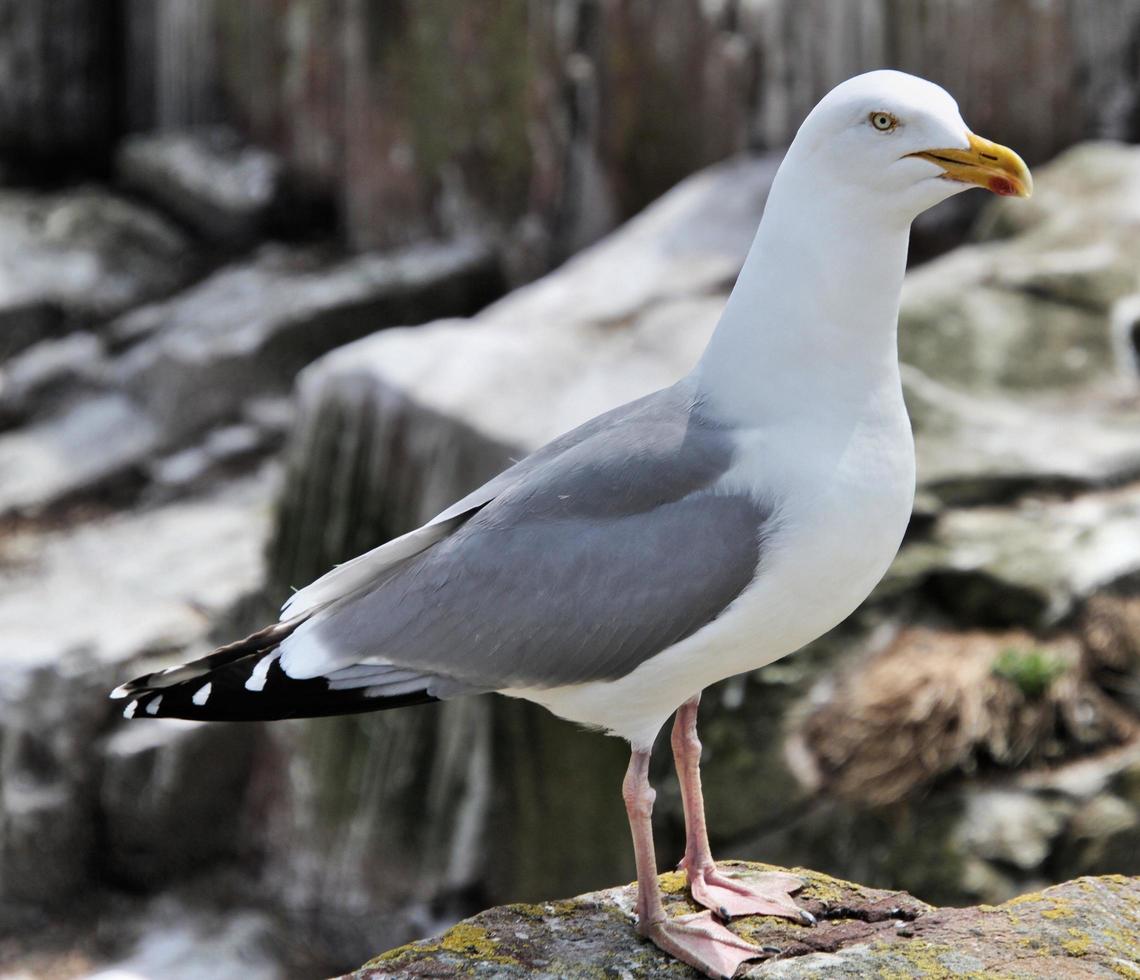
506,899,582,921
1110,959,1140,979
794,869,857,904
1061,927,1092,956
439,923,511,958
657,871,688,895
363,944,417,967
1003,889,1046,907
868,938,988,980
364,922,520,970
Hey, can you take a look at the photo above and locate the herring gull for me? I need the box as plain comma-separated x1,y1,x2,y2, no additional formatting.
113,70,1031,978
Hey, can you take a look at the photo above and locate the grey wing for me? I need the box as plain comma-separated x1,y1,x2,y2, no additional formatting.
277,382,773,694
282,383,692,617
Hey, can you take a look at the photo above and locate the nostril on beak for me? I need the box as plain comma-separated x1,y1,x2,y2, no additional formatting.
979,152,999,162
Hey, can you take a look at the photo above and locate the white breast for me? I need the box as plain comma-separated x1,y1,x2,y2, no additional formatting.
506,392,916,749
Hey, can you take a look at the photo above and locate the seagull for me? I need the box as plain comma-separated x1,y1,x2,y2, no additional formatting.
112,70,1030,979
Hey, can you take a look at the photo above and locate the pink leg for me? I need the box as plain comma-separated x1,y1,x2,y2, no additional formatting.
672,696,813,925
623,749,764,979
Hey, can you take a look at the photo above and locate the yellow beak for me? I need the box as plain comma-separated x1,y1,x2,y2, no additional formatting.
908,132,1033,198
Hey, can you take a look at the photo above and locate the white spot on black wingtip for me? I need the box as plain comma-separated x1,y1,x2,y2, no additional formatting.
123,700,138,719
145,695,163,716
244,651,278,692
109,684,131,700
191,682,212,706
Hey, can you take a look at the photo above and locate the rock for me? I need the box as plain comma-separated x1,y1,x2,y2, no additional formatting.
761,620,1140,908
213,1,1140,262
0,882,314,979
0,471,275,904
890,485,1140,628
0,236,499,519
893,147,1140,505
0,333,108,428
0,188,193,361
1064,794,1140,877
0,393,157,516
1020,741,1140,887
119,0,225,133
117,127,293,245
953,790,1074,872
901,255,1121,394
6,1,1139,265
350,865,1140,979
112,239,502,448
895,141,1140,505
901,170,1140,398
901,366,1140,507
98,720,256,888
145,416,286,497
82,897,284,980
0,468,273,675
977,142,1140,243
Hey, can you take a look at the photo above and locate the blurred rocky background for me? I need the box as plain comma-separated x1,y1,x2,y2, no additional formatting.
1,1,1139,977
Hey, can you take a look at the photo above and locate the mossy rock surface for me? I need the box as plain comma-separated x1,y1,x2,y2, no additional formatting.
346,863,1139,978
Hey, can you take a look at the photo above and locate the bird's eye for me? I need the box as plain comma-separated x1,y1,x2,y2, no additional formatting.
870,111,898,132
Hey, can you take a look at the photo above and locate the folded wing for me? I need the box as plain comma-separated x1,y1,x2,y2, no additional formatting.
115,382,772,720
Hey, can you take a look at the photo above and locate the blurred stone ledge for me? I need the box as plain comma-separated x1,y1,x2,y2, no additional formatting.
116,127,302,247
348,864,1139,979
0,469,277,905
0,235,502,518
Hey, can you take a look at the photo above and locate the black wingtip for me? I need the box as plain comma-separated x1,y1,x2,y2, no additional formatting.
117,650,440,723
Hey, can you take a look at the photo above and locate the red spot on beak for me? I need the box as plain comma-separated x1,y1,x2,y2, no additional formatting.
988,176,1017,197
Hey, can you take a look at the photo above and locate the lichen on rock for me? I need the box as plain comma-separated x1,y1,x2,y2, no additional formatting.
347,864,1139,979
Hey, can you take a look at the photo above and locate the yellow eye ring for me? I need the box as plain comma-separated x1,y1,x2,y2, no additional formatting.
870,111,898,132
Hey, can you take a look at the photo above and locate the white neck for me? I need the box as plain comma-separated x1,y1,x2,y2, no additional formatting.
694,159,912,426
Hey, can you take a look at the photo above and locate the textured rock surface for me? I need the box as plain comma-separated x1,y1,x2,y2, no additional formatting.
112,239,501,448
351,864,1140,979
117,127,287,245
83,902,283,980
0,188,193,361
890,486,1140,627
11,891,293,980
0,393,158,515
7,0,1140,265
0,333,107,428
0,236,499,518
98,720,256,888
211,0,1140,262
0,471,274,904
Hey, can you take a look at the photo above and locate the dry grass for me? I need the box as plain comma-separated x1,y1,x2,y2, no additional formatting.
790,604,1140,806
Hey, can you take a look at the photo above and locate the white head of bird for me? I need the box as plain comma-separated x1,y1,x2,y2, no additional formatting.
788,69,1032,222
700,69,1031,423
